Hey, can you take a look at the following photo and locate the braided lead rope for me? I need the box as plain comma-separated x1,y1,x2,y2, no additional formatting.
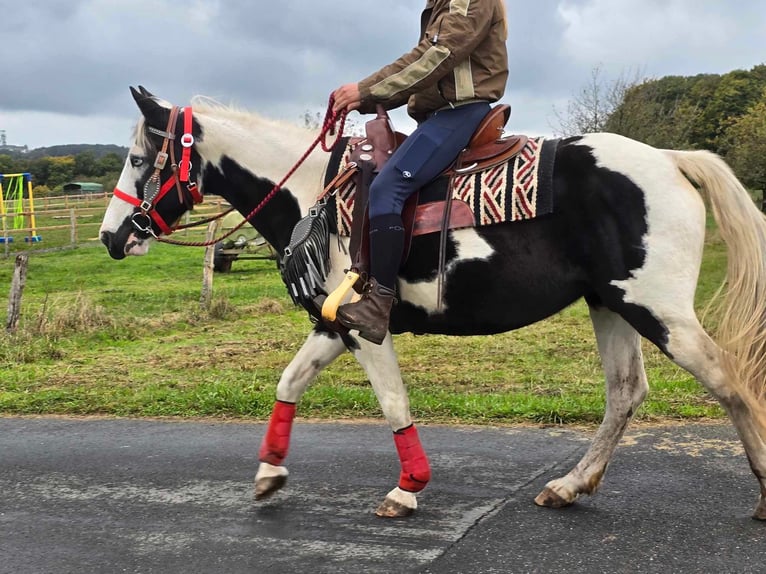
171,206,237,231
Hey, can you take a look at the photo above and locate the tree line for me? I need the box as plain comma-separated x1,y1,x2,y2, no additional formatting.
553,63,766,193
0,147,126,196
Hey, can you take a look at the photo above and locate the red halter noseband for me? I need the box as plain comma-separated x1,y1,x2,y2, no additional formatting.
112,105,203,237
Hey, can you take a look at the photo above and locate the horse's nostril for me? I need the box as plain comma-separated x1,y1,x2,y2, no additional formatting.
100,231,113,249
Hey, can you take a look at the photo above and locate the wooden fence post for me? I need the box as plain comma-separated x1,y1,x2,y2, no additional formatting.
6,254,29,333
200,220,221,311
70,209,77,245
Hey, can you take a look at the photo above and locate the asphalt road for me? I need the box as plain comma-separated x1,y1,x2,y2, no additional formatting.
1,417,764,573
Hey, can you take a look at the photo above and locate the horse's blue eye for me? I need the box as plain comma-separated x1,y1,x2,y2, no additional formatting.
130,156,144,167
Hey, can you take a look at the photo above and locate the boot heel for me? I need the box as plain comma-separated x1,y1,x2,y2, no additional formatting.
358,329,387,345
335,278,395,346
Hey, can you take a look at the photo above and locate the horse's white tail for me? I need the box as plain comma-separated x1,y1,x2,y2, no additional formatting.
666,149,766,418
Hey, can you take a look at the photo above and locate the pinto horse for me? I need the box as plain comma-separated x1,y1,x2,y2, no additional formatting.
100,87,766,519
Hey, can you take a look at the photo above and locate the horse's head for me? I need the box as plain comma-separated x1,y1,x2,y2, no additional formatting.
100,86,203,259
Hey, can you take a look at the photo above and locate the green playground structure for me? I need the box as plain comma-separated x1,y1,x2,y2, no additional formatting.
0,172,42,243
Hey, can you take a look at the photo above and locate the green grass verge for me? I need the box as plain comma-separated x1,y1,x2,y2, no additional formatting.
0,228,729,425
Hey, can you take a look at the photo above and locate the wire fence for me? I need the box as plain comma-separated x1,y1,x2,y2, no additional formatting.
0,192,230,258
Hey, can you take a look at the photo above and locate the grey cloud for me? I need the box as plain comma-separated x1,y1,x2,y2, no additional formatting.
0,0,423,116
0,0,764,147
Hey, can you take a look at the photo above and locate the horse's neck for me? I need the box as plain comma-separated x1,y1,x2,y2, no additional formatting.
196,111,326,212
195,112,328,252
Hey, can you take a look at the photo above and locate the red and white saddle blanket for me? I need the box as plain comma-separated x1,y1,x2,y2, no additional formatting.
329,136,558,237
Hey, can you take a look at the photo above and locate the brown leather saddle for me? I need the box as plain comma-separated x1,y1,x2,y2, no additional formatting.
330,104,528,281
413,104,528,237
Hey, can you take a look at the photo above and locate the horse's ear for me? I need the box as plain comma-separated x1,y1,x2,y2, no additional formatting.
130,86,168,126
137,85,155,98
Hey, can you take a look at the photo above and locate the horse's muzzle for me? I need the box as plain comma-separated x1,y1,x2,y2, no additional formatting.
100,231,127,260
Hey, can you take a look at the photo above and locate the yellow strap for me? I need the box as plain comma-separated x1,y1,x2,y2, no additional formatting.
322,271,360,322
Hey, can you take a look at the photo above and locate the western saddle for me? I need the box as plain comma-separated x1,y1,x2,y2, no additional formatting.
453,103,527,174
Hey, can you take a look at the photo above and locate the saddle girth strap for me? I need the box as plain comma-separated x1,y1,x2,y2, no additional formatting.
436,184,454,313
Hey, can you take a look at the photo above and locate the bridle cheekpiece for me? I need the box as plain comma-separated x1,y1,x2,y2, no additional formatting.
112,105,203,237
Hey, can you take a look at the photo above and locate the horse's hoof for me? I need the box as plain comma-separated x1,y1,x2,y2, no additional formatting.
753,497,766,521
254,463,288,500
255,474,288,500
375,487,417,518
376,498,415,518
534,486,574,508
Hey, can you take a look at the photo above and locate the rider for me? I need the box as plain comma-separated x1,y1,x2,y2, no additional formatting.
332,0,509,345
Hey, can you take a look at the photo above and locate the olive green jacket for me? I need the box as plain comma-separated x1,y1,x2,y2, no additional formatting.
357,0,509,122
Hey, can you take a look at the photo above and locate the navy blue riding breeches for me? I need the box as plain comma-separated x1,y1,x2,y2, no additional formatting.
368,101,492,219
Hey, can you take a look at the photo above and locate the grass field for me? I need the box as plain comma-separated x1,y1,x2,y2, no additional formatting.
0,223,729,425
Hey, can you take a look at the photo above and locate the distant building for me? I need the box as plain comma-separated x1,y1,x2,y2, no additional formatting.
0,144,29,154
63,182,104,194
0,130,28,154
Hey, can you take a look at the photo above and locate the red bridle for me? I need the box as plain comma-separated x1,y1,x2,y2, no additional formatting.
112,105,203,237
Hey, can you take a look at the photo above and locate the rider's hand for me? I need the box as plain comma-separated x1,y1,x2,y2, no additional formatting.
332,83,361,114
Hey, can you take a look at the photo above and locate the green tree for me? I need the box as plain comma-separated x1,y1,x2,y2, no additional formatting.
725,88,766,204
28,157,51,187
683,73,723,148
605,76,703,149
32,184,52,197
94,152,124,176
0,154,21,174
751,63,766,84
46,156,76,190
74,151,98,178
703,70,765,154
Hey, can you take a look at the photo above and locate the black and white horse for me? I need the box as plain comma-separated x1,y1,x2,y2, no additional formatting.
100,87,766,519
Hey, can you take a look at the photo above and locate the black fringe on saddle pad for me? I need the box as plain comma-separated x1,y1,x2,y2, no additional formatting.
279,200,335,311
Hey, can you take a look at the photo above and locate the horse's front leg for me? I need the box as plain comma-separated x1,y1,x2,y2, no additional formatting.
255,326,346,500
351,333,431,517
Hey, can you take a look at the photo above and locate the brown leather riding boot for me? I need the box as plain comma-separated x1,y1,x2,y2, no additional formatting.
336,278,396,345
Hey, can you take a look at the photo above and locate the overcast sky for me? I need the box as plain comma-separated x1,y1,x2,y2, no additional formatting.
1,0,764,149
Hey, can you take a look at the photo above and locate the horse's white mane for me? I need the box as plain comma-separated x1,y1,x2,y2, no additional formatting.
190,95,315,143
132,95,316,150
190,95,232,111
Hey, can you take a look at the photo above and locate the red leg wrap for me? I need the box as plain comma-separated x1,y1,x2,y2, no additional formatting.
258,401,296,466
393,424,431,493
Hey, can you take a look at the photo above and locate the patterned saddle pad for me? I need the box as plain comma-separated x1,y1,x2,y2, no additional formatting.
329,136,559,237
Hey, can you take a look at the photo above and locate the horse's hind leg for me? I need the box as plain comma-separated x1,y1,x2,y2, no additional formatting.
255,327,346,500
661,319,766,519
536,305,649,508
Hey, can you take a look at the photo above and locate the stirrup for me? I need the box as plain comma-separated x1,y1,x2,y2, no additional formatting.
321,270,360,322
